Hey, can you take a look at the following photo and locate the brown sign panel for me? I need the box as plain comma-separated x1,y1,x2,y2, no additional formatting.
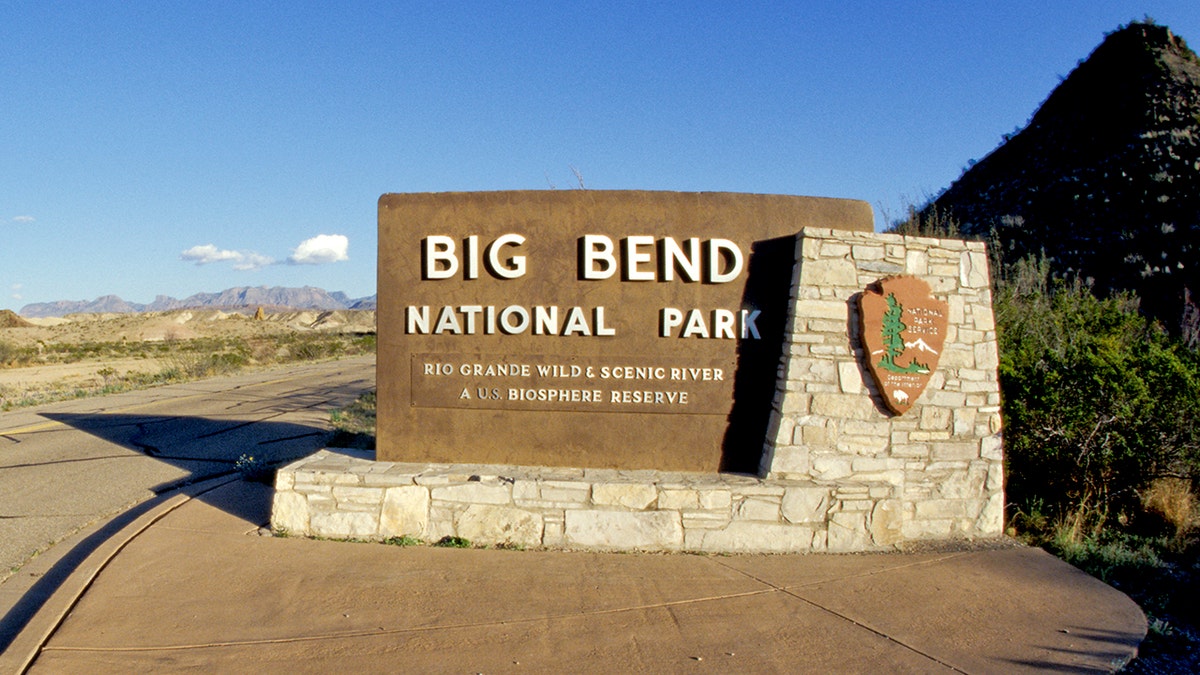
858,276,949,414
378,191,873,472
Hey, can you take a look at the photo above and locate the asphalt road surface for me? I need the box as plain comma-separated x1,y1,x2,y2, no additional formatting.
0,355,376,580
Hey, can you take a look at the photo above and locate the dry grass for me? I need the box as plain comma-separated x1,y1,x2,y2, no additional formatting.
1142,477,1198,538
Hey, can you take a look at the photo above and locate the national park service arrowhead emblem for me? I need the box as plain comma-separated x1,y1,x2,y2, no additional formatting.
858,276,948,415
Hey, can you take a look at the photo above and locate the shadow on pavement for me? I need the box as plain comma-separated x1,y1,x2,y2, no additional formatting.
0,410,345,654
1002,626,1144,672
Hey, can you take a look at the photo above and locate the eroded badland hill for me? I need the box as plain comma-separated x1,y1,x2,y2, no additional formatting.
926,21,1200,337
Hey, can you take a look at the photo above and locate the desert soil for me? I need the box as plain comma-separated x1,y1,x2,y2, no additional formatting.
0,309,376,395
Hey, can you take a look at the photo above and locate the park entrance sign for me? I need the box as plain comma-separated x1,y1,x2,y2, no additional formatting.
377,191,873,473
274,192,1005,553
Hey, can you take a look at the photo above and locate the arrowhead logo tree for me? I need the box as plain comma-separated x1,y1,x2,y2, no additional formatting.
858,276,948,414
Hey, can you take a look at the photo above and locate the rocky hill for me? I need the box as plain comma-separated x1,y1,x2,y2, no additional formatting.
20,286,377,318
0,310,33,328
926,21,1200,336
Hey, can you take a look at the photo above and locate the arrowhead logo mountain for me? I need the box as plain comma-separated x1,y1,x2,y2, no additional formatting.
858,276,948,415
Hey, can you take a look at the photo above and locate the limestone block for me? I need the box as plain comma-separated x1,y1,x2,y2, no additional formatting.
363,472,421,488
455,504,544,548
794,299,849,321
687,522,816,553
811,393,877,420
425,509,458,542
816,241,851,259
274,470,295,491
592,483,657,510
920,407,951,431
961,249,990,288
271,490,309,535
976,493,1005,534
811,529,829,552
787,357,838,384
781,486,831,524
927,390,967,408
538,481,591,504
973,304,996,331
811,455,854,480
697,488,733,510
512,479,540,502
682,512,733,530
835,434,890,456
857,260,906,277
986,461,1005,492
902,250,927,277
543,519,565,546
953,409,978,436
801,258,858,287
838,361,865,394
332,486,385,509
380,486,430,538
870,499,904,546
850,457,904,473
932,442,980,461
737,484,787,497
658,488,699,511
810,344,852,357
914,499,976,520
310,509,380,540
975,340,1000,370
767,446,810,476
807,319,848,334
564,510,683,550
936,462,988,499
770,414,795,448
799,419,831,445
841,419,890,438
735,496,781,521
826,509,870,551
430,482,513,505
852,244,886,260
902,518,954,539
957,328,984,344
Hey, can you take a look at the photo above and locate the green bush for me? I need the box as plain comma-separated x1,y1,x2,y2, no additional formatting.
997,257,1200,531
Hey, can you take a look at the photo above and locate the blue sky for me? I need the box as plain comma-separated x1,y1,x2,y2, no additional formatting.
3,1,1198,311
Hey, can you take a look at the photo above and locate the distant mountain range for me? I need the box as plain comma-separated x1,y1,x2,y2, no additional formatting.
19,286,378,318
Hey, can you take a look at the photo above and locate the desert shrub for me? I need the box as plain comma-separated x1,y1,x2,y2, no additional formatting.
997,257,1200,532
886,204,963,238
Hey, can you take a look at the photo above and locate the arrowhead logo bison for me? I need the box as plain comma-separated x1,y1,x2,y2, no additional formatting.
858,276,948,415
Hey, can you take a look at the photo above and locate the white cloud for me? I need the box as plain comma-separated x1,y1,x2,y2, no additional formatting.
232,252,275,271
289,234,349,265
12,215,35,223
181,244,241,264
181,244,275,270
10,283,23,301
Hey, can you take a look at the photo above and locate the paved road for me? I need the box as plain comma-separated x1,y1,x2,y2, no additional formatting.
0,355,376,580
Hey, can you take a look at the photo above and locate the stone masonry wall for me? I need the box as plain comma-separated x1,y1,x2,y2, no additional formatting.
760,227,1004,544
271,227,1004,553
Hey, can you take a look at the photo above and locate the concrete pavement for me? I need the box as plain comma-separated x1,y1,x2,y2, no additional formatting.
1,477,1146,673
0,356,376,580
